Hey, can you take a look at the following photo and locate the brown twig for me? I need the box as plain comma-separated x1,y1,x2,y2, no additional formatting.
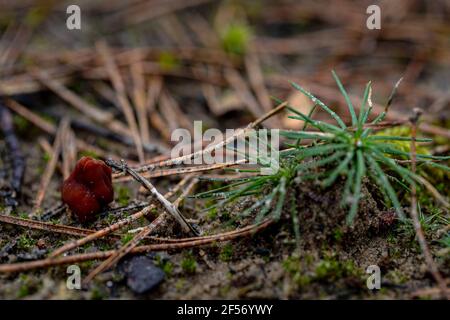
409,108,449,300
0,219,273,273
245,52,280,128
0,214,96,238
130,57,150,147
159,90,193,132
32,69,116,125
83,176,199,284
61,125,77,180
106,159,197,235
225,68,263,119
2,98,111,159
96,41,145,163
32,118,69,215
123,101,287,175
37,137,63,175
114,160,246,182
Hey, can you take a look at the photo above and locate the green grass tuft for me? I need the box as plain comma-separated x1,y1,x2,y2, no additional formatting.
195,71,450,241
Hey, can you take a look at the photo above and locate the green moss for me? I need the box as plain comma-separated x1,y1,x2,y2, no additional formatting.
220,210,231,222
375,126,429,156
158,51,179,71
220,23,252,56
181,253,197,274
332,228,344,242
13,115,30,132
18,212,29,219
206,207,217,221
105,213,117,225
219,284,231,296
115,186,131,206
121,233,133,245
386,270,409,284
38,113,56,125
439,233,450,248
155,255,174,277
219,243,234,262
18,285,29,298
175,278,186,290
80,260,95,269
386,231,398,244
314,255,360,282
79,150,100,159
25,6,48,27
98,241,114,251
17,283,30,298
42,152,51,163
162,261,174,277
282,255,312,287
90,286,105,300
16,274,39,299
17,234,36,250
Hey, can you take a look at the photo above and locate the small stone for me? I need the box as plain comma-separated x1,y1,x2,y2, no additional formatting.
126,256,165,294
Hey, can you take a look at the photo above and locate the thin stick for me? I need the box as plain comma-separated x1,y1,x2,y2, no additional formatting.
32,70,115,125
409,108,449,300
96,41,145,163
146,76,163,114
49,206,153,258
245,53,280,128
83,177,199,284
114,160,246,182
0,214,96,238
123,101,287,175
3,98,137,160
131,57,150,146
225,68,263,118
0,219,273,273
106,159,197,235
159,90,193,132
157,91,180,133
61,125,77,180
32,118,68,215
38,137,63,175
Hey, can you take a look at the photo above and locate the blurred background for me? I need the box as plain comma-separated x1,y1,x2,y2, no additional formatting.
0,0,449,133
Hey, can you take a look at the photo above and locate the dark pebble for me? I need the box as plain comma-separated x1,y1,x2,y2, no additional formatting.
126,255,165,294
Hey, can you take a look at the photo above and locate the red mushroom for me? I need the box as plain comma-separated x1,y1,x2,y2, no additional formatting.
61,156,114,222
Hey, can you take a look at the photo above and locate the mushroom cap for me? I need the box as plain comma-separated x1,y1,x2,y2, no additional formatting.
61,156,114,222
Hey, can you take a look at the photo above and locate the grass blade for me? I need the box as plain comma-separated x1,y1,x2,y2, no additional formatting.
346,149,365,224
368,136,432,142
323,150,354,187
332,70,357,126
358,81,372,130
290,81,347,129
366,153,405,220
